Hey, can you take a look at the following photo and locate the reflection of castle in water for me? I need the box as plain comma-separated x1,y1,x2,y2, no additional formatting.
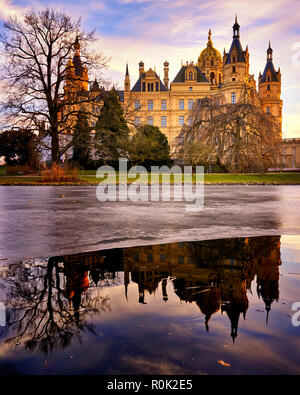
60,235,281,343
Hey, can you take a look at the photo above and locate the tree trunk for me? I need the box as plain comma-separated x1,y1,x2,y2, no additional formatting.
51,130,60,164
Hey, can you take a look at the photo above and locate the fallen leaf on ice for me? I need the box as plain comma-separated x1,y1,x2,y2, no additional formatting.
217,360,231,367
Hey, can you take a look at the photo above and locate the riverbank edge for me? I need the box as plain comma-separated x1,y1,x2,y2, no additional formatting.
1,181,300,186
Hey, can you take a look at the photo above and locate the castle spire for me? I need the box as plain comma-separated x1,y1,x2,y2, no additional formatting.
74,31,80,56
207,28,212,46
233,14,240,39
124,62,130,92
267,41,273,61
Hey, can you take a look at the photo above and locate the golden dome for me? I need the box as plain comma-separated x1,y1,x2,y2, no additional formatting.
198,29,221,64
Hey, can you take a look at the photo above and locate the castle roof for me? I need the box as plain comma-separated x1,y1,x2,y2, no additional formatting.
225,16,247,64
225,38,246,64
198,29,222,64
260,44,279,83
131,73,168,92
172,66,209,83
260,60,279,83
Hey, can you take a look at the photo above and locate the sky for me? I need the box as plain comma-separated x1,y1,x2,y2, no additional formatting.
0,0,299,138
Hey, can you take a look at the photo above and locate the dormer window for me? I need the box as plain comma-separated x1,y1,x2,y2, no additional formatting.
267,76,271,82
232,56,236,63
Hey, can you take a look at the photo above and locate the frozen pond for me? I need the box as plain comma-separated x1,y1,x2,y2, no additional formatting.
0,185,300,265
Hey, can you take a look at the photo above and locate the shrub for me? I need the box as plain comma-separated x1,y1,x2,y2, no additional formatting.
41,163,79,182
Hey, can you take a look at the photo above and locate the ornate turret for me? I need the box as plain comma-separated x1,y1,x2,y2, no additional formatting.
222,16,250,97
73,33,83,74
139,61,144,77
163,61,169,89
221,302,248,343
198,29,223,85
258,42,283,137
69,33,88,91
74,33,80,56
233,14,240,39
66,52,75,78
224,16,247,66
124,62,130,92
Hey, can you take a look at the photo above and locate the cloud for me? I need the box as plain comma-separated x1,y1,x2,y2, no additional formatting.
0,0,299,136
0,0,26,18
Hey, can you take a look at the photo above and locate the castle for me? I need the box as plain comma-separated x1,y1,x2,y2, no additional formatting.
123,16,283,151
61,17,285,161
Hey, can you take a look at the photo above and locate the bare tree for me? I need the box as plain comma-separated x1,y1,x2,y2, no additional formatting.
0,8,108,163
4,257,111,354
175,86,282,173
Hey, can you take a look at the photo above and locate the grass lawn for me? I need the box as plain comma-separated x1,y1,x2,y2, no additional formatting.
1,171,300,185
80,172,300,185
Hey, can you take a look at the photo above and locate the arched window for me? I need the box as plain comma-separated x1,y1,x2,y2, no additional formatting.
211,59,214,66
210,72,215,84
189,72,193,80
232,56,236,63
232,66,236,73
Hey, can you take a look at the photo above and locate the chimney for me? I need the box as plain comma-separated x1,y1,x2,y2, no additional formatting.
163,61,169,89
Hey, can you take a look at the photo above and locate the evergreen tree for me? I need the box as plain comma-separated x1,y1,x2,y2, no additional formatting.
94,89,129,163
128,125,171,168
72,112,91,168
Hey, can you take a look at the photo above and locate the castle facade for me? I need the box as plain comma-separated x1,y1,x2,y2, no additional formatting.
123,17,283,151
61,17,284,160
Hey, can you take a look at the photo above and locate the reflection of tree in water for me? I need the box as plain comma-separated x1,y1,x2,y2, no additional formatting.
5,257,110,354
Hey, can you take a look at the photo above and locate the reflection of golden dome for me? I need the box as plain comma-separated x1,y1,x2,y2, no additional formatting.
198,29,221,64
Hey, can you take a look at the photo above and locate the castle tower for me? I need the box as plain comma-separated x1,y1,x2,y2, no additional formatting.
163,61,169,89
72,33,88,91
258,42,283,137
124,62,130,92
223,16,249,86
220,16,254,105
198,29,223,85
64,52,76,99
